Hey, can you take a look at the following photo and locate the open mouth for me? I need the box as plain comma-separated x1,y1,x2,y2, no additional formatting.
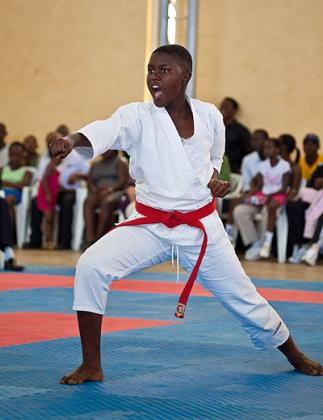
151,84,163,99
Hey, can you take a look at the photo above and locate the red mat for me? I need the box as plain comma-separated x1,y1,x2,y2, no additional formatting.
1,273,323,304
0,312,177,347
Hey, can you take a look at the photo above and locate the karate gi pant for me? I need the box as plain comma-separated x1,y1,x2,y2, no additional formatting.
73,221,289,350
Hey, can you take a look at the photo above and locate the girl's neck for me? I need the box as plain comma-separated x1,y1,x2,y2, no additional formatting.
305,153,318,166
269,156,279,166
9,162,22,170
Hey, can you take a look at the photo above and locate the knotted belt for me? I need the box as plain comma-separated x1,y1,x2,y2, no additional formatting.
114,199,216,319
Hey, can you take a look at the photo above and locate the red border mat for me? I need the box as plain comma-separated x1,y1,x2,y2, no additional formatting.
0,312,177,347
1,274,323,303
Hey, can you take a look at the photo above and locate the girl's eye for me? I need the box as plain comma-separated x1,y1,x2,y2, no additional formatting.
148,68,154,74
161,68,169,73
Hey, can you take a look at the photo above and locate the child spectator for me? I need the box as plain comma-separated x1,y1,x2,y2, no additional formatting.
84,150,129,247
279,134,301,201
23,135,40,167
0,142,32,222
299,134,323,182
225,129,268,242
234,138,291,260
35,156,62,250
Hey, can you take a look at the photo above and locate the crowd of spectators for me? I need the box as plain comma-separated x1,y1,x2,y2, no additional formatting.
0,96,322,270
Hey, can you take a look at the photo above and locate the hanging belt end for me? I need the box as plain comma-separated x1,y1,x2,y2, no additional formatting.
175,303,186,319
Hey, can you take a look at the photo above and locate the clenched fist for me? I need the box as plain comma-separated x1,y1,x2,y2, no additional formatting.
49,136,74,159
208,178,231,198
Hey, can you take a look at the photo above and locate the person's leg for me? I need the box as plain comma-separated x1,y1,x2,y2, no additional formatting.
286,200,310,262
259,199,280,258
57,190,75,249
96,197,118,240
5,195,16,224
0,197,14,248
225,196,244,243
43,209,55,249
28,198,43,248
60,226,170,385
84,195,98,244
180,213,322,375
233,203,260,245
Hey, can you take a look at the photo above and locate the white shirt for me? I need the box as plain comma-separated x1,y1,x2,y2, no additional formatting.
241,151,262,192
0,144,8,168
36,150,89,191
58,150,89,190
76,98,225,245
258,158,291,195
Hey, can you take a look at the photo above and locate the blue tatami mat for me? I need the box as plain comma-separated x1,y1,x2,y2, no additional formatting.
0,265,322,419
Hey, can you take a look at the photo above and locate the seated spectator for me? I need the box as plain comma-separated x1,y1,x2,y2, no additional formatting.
287,163,323,264
219,97,252,173
84,151,129,247
23,135,40,167
225,129,268,242
233,138,291,260
279,134,301,201
0,122,9,168
118,176,136,218
56,124,70,137
299,134,323,182
35,156,62,250
24,132,89,249
0,142,32,222
0,197,24,271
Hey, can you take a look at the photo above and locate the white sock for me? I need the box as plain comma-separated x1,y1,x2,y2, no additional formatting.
317,237,323,248
4,246,14,261
264,231,274,245
226,223,234,232
252,240,261,248
292,245,299,255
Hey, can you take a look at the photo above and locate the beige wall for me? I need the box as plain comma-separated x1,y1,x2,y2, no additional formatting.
196,0,323,147
2,0,323,151
0,0,147,149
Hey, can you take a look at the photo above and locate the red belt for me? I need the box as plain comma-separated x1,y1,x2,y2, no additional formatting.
114,199,216,319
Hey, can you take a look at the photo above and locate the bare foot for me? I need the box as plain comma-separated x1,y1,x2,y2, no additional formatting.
59,364,104,385
288,353,323,376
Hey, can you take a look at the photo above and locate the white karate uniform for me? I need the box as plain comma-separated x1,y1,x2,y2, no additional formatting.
73,97,289,350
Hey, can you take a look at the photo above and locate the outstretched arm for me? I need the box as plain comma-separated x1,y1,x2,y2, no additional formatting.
49,133,91,159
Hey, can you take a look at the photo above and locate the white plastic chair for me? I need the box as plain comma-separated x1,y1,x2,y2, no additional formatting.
71,186,88,251
71,187,126,251
15,167,38,248
217,173,243,217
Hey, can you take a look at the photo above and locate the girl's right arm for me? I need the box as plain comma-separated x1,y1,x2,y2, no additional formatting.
49,133,91,160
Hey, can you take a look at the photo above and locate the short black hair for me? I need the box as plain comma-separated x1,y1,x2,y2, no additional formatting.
9,141,25,152
254,129,269,139
152,44,192,72
279,134,296,153
224,97,239,111
265,137,280,149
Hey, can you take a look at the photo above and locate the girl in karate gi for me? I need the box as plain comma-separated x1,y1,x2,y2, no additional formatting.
49,45,322,384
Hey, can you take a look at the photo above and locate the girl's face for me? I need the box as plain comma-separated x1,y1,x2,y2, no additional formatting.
9,145,24,167
263,140,279,159
147,52,190,108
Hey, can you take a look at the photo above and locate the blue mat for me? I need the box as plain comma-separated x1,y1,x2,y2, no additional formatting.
0,266,322,419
